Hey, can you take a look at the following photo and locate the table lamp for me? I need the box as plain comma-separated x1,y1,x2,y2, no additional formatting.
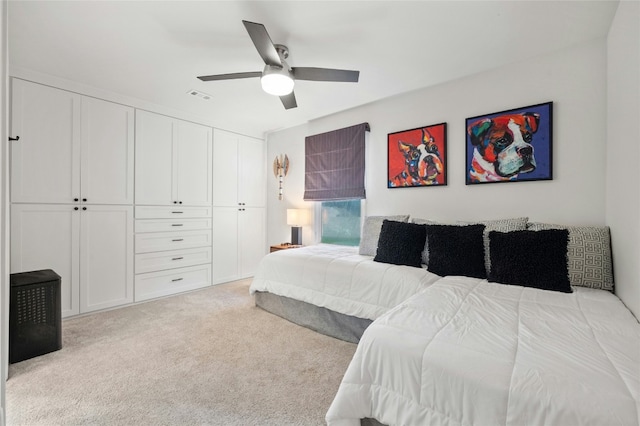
286,209,305,245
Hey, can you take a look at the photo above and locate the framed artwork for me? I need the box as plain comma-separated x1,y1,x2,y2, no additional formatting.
387,122,447,188
466,101,553,185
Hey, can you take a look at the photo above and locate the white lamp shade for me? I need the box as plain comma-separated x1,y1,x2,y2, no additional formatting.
261,73,294,96
287,209,308,226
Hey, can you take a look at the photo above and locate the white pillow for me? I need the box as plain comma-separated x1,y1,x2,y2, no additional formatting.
358,215,410,256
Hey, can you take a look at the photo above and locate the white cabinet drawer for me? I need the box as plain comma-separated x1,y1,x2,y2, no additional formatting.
135,230,212,253
135,246,212,274
135,205,212,219
134,264,211,302
135,218,212,233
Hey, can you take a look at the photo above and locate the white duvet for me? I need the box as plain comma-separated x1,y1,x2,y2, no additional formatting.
327,276,640,426
249,244,440,320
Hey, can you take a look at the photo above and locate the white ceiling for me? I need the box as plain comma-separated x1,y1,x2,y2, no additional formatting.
8,1,619,138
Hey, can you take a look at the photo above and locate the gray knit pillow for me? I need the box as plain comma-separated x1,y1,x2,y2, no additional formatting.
459,217,529,275
527,223,614,291
358,215,410,256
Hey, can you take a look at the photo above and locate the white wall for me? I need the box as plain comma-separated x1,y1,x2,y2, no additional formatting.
606,0,640,319
1,0,7,422
267,39,608,246
266,123,314,245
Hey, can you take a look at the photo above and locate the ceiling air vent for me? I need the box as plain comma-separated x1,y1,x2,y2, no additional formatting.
187,89,212,101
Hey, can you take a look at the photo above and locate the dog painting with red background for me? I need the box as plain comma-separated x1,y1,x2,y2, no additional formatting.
388,123,447,188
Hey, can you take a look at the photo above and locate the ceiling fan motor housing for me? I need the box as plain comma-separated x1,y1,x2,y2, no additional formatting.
274,44,290,60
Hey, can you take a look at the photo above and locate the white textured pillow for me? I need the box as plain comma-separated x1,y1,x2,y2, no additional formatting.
459,217,529,275
527,223,614,291
359,215,410,256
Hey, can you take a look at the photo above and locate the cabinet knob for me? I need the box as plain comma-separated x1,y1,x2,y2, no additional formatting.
82,207,87,211
74,198,79,202
173,201,177,204
74,207,79,211
82,198,87,202
179,201,183,204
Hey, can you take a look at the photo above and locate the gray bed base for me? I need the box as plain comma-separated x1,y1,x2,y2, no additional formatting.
253,291,387,426
254,291,372,344
361,418,385,426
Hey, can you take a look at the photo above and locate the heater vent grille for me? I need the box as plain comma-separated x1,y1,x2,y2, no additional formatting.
187,89,212,101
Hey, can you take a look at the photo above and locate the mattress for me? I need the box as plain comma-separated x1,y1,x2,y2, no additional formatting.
326,276,640,426
250,244,441,321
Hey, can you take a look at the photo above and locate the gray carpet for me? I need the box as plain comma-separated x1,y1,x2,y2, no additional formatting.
7,279,357,425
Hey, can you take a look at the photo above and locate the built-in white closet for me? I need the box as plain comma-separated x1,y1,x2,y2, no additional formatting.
9,78,266,317
133,110,213,302
10,79,134,317
212,129,266,284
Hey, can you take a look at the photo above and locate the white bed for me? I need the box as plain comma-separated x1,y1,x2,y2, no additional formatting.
250,244,440,321
326,276,640,426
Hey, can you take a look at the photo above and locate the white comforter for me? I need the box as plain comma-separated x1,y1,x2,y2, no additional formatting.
249,244,440,320
327,276,640,426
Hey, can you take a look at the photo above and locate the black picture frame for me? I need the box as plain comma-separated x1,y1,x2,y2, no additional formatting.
465,101,553,185
387,122,447,188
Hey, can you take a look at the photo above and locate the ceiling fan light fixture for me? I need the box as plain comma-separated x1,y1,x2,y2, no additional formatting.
261,66,294,96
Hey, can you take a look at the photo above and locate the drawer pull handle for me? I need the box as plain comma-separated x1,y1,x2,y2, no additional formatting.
171,224,183,227
172,211,183,214
172,257,183,261
171,278,183,282
172,239,184,242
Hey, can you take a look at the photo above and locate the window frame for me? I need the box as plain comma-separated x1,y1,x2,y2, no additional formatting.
314,199,365,246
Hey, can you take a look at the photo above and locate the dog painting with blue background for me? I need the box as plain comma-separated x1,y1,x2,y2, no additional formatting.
466,102,553,184
388,123,447,188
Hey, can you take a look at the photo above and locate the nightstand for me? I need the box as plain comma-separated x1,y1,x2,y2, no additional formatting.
270,244,303,253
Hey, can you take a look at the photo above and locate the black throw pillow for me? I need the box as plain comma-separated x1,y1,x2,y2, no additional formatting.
373,220,426,268
425,224,486,278
488,229,572,293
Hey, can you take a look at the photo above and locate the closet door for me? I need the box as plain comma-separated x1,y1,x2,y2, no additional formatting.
11,79,81,204
212,129,239,207
81,98,134,205
11,204,80,317
212,207,239,284
238,207,265,278
175,120,212,206
79,205,134,313
238,136,266,207
135,110,175,205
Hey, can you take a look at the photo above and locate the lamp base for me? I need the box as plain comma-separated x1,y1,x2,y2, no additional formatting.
291,226,302,245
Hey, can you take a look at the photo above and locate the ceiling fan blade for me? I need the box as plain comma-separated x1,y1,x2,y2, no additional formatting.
242,20,282,67
280,91,297,110
292,67,359,82
197,71,262,81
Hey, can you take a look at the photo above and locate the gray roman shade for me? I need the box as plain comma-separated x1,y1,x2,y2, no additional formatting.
303,122,369,201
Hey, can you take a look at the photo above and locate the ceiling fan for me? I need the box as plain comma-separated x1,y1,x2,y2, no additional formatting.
197,20,360,110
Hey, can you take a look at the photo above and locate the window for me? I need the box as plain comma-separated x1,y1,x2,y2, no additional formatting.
320,199,361,246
